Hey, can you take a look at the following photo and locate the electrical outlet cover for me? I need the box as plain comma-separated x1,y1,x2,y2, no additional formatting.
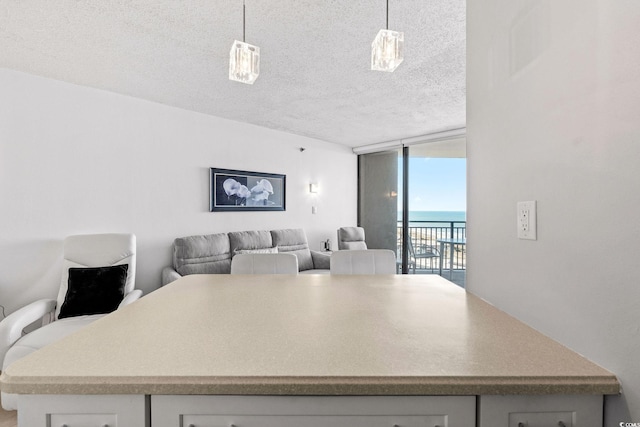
517,201,537,240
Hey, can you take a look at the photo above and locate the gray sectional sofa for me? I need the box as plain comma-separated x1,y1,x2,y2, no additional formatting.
161,228,330,285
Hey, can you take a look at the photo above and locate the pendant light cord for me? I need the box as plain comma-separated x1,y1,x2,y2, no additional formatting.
243,0,246,42
386,0,389,29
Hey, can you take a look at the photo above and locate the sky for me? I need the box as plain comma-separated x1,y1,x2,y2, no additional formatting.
398,157,467,212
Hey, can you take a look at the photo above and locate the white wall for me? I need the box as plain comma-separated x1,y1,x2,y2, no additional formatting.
467,0,640,423
0,69,356,312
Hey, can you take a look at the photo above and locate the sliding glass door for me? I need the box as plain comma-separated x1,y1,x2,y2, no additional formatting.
358,138,466,286
358,149,403,263
407,139,466,285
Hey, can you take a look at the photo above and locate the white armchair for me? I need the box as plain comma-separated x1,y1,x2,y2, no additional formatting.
0,233,140,410
337,227,368,250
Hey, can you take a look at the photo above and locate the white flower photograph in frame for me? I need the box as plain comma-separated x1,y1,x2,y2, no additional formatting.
210,168,286,212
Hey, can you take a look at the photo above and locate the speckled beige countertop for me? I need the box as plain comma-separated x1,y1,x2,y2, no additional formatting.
0,274,619,396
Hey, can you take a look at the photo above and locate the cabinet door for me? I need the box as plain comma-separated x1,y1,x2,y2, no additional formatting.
152,395,475,427
479,395,603,427
17,394,148,427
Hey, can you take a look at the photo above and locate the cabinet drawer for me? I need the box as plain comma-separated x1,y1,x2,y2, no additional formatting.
508,411,573,427
153,395,475,427
17,394,148,427
183,414,446,427
49,413,117,427
479,395,603,427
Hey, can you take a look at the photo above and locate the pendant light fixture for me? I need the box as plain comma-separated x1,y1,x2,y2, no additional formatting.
229,0,260,84
371,0,404,72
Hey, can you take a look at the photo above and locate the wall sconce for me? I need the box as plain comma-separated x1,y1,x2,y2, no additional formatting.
309,183,319,193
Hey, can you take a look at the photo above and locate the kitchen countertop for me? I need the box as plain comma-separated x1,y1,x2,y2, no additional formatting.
0,274,619,396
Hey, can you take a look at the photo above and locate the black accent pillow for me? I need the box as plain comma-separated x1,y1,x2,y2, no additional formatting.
58,264,129,319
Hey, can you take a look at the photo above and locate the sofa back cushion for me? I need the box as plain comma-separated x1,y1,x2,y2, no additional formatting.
173,233,231,275
270,229,314,271
229,230,274,255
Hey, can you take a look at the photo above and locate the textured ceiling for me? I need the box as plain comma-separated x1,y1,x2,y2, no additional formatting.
0,0,465,148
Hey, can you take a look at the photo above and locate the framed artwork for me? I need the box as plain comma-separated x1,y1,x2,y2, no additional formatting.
210,168,286,212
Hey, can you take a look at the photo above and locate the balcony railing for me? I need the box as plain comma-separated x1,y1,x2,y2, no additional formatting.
397,221,467,272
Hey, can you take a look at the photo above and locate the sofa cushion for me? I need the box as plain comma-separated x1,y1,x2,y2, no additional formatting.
270,229,314,271
235,247,278,255
310,250,331,270
229,230,273,255
342,241,368,250
173,233,231,275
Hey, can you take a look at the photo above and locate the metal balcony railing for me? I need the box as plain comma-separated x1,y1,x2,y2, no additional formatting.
397,221,467,272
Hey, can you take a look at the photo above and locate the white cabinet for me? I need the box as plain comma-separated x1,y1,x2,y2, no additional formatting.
15,393,606,427
151,395,475,427
478,395,603,427
17,394,148,427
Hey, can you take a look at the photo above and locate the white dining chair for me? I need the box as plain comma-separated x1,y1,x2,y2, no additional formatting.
330,249,396,275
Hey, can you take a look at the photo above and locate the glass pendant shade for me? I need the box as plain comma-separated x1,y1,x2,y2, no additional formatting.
229,40,260,84
371,29,404,72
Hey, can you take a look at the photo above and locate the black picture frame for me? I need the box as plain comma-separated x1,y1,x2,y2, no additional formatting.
210,168,286,212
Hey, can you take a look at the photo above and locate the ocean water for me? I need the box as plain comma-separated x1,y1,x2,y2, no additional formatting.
398,211,466,226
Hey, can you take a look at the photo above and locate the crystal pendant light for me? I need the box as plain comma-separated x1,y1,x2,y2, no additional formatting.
371,0,404,72
229,1,260,84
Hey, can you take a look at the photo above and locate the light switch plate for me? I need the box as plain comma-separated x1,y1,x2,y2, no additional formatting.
517,200,537,240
